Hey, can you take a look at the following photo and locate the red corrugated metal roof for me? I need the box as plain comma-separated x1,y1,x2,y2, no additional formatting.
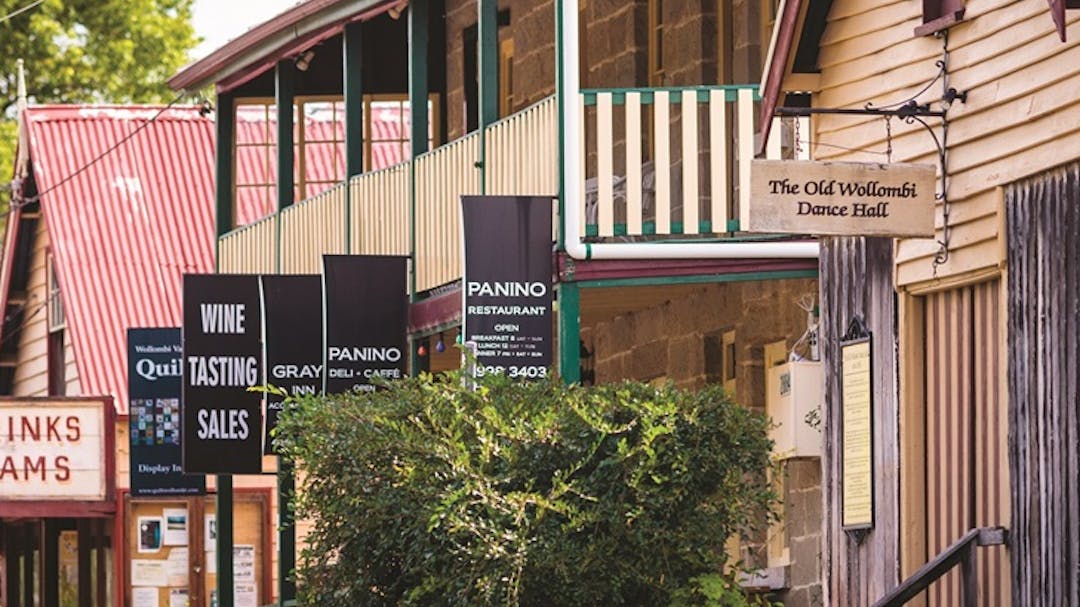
18,103,409,411
25,105,217,413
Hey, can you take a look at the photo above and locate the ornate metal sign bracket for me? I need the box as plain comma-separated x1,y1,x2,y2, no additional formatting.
775,32,966,268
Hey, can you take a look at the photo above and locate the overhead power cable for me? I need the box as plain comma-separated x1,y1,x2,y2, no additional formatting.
0,0,45,25
18,91,188,206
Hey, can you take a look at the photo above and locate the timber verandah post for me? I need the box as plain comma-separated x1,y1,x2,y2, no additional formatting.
274,58,297,607
213,89,236,607
344,20,365,254
477,0,497,194
408,0,429,376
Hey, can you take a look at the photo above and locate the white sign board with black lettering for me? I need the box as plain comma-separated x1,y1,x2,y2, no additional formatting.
182,274,263,474
322,256,408,394
748,160,936,237
462,195,552,380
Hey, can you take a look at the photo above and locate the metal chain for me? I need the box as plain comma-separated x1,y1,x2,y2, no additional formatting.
793,116,802,159
884,116,893,163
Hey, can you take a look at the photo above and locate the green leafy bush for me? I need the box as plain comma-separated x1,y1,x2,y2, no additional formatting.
274,371,776,606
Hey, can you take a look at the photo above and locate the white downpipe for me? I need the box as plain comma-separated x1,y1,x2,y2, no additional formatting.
558,0,818,261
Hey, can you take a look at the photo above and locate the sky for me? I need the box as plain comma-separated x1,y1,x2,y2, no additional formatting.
190,0,301,61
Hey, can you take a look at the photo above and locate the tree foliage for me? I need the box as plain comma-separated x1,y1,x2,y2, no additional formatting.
275,372,778,606
0,0,198,172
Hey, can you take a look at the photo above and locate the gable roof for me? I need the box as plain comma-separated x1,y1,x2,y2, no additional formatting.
8,105,218,412
168,0,399,94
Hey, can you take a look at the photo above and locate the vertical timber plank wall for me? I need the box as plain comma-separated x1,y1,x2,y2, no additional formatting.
1006,162,1080,607
922,282,1008,607
819,237,899,605
924,288,973,607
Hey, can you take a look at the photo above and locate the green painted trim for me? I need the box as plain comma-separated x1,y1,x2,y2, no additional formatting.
217,474,235,607
275,61,295,274
409,0,430,157
407,0,426,375
580,85,761,106
408,159,420,375
214,93,235,240
275,60,295,213
213,93,237,607
277,457,296,605
477,0,497,194
554,0,566,251
343,21,364,252
557,281,580,384
583,220,768,237
478,0,498,129
575,268,819,289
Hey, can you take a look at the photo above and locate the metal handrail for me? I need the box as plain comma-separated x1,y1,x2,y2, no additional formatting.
872,526,1008,607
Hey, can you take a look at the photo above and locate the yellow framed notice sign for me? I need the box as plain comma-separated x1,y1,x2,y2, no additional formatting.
841,328,873,530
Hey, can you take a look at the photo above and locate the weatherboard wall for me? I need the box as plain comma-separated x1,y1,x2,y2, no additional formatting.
11,218,81,398
809,0,1080,289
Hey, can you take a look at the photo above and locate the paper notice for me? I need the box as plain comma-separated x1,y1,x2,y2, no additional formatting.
234,583,257,607
233,545,255,582
132,587,159,607
163,508,189,546
166,547,188,586
169,589,188,607
131,559,167,587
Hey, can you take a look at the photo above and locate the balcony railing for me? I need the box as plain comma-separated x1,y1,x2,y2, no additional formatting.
580,86,759,238
217,85,789,288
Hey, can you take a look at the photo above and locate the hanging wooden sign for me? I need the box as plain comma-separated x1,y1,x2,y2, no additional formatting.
749,160,936,237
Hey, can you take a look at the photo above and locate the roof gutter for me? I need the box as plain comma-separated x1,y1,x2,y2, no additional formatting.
558,0,817,262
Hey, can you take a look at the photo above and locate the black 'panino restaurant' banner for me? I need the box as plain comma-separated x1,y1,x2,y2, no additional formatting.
261,274,322,454
128,327,205,496
322,255,408,394
462,195,552,379
182,274,263,474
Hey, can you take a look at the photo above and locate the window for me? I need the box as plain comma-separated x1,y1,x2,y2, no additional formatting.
722,330,737,395
46,253,64,334
648,0,664,87
46,254,65,396
233,95,439,224
705,329,737,397
915,0,964,36
499,38,515,117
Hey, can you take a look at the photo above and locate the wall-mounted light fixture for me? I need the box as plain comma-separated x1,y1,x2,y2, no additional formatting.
295,49,316,71
388,0,409,19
